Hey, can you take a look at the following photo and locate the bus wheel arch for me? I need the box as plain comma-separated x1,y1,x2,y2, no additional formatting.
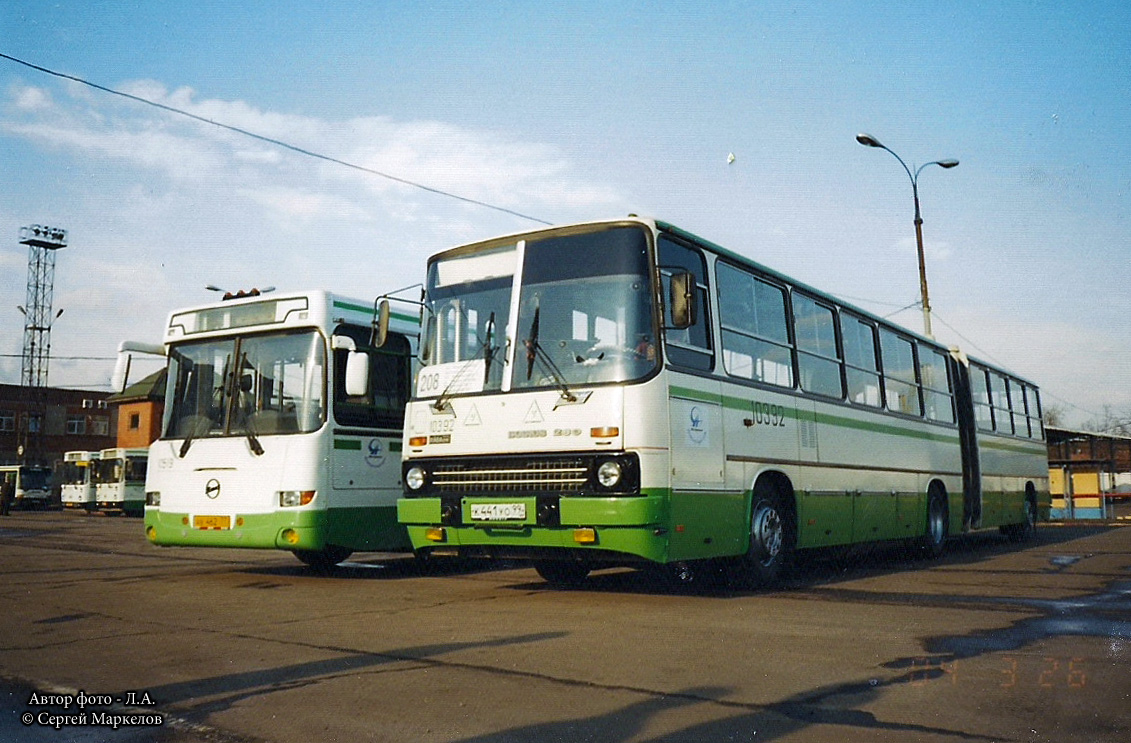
738,471,796,587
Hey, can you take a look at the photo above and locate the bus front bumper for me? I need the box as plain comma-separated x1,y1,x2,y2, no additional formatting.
397,494,670,564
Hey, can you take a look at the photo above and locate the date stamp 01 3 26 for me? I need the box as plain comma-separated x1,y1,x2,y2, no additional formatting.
21,689,164,731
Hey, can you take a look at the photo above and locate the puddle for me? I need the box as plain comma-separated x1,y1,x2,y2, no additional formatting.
885,579,1131,673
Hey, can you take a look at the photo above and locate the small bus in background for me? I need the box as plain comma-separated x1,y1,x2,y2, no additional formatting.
60,450,99,511
0,464,53,511
93,448,148,516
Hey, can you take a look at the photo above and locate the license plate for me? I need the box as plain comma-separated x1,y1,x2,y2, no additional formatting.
193,515,231,530
470,503,526,521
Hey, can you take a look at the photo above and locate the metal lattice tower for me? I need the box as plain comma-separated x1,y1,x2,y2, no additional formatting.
18,224,67,387
15,224,66,464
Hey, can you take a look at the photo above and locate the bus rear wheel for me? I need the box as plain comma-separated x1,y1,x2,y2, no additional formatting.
534,560,590,588
920,486,948,558
1002,496,1037,543
293,546,353,570
736,484,794,587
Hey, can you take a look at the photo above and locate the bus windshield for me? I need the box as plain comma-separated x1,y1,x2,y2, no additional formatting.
60,462,87,486
424,225,657,394
19,467,50,491
162,330,325,440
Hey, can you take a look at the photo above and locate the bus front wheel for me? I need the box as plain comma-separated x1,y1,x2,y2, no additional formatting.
293,546,353,570
535,560,590,588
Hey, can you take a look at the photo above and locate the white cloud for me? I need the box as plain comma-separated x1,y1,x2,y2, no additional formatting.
14,84,51,111
0,77,629,390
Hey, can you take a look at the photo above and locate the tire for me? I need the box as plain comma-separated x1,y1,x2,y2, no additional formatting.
534,560,590,588
1003,497,1037,543
737,483,794,587
293,545,353,570
920,486,948,558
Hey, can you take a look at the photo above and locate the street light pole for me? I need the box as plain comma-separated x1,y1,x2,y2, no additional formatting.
856,133,958,339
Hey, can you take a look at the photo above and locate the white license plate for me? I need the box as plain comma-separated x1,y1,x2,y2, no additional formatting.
470,503,526,521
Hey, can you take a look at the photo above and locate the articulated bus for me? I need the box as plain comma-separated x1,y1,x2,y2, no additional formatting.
93,447,148,516
133,289,418,568
60,450,99,511
395,217,1049,586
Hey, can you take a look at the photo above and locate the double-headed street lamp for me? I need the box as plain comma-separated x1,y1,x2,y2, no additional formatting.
856,133,958,339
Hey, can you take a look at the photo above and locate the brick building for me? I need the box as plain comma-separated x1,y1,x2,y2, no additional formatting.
0,383,117,467
106,369,166,449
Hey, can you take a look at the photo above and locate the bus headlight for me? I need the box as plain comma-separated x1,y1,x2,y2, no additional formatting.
596,460,623,489
279,490,316,507
405,466,427,492
146,491,161,507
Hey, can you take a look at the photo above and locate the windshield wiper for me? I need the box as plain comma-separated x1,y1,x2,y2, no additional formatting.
523,303,576,403
483,311,498,386
179,353,229,458
233,352,265,456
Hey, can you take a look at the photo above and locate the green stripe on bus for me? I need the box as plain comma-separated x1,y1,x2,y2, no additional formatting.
332,299,418,325
668,384,1024,447
334,439,362,450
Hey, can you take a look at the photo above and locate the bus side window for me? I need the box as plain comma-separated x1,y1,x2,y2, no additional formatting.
919,347,955,424
989,371,1013,434
879,328,921,417
333,326,411,429
793,293,843,399
841,313,882,407
970,365,994,430
717,262,793,388
1011,379,1031,437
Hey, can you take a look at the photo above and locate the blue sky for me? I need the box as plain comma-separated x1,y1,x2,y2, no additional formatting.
2,1,1129,428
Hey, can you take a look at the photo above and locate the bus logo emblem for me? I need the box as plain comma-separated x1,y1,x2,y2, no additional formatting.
366,439,386,468
205,479,221,499
688,406,708,445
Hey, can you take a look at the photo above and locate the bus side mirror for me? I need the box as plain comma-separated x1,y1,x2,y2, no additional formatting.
669,271,697,329
333,336,370,396
374,299,391,349
345,352,369,397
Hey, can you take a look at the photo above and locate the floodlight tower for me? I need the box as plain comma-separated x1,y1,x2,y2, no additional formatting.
16,224,67,464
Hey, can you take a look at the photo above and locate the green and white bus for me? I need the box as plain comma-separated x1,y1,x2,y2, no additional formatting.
93,447,148,516
134,289,418,568
395,217,1049,586
60,450,99,511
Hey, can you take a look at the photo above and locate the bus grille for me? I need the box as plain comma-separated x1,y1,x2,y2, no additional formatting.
431,457,589,494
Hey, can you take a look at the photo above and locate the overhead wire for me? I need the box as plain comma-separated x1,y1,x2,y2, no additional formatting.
0,52,553,226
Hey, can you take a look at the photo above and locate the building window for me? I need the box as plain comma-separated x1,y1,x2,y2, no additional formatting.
92,417,110,436
129,413,141,431
0,411,14,432
66,416,87,435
